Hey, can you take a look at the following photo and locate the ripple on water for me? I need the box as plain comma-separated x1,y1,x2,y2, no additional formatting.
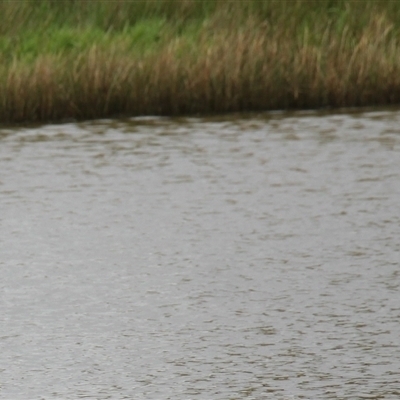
0,109,400,399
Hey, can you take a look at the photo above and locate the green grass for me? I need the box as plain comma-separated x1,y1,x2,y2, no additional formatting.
0,20,169,62
2,0,400,123
4,0,400,62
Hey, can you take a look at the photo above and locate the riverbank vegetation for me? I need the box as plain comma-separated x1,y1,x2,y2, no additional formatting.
1,0,400,123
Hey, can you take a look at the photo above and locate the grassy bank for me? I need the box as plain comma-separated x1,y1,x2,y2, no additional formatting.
1,0,400,123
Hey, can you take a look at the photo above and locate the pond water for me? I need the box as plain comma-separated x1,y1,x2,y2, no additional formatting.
1,110,400,399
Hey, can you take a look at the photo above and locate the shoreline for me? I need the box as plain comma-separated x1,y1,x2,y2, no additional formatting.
1,0,400,124
3,104,400,130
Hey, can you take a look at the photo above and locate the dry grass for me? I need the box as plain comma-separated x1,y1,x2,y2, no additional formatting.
1,3,400,123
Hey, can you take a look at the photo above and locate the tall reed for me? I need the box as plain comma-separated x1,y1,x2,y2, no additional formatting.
1,0,400,123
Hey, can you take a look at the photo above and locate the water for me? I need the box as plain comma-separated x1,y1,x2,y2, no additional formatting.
1,110,400,399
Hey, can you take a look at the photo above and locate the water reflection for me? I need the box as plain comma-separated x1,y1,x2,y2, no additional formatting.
1,110,400,399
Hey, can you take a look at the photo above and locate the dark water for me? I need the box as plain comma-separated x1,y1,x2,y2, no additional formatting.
1,110,400,399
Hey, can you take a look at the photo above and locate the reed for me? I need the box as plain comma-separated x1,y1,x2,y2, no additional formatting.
1,0,400,123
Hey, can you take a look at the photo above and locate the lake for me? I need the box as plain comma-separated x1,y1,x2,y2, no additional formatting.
1,110,400,399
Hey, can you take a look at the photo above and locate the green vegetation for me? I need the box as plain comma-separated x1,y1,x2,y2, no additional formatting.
1,0,400,123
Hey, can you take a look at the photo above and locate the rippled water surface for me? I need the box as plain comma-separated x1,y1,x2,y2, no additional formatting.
1,110,400,399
